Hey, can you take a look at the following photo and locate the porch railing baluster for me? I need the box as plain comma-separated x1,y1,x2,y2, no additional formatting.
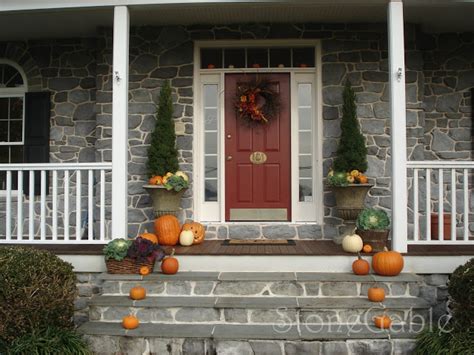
76,170,82,241
451,168,456,241
64,170,70,241
100,169,105,241
17,171,23,240
40,170,46,241
52,170,58,241
29,170,34,241
88,169,93,241
413,168,419,241
6,171,12,241
425,168,431,241
438,168,444,241
463,168,469,241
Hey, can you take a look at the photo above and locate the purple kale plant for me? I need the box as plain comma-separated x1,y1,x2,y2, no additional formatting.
127,237,165,263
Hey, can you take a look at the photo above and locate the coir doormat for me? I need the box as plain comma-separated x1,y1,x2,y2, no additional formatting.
223,239,296,246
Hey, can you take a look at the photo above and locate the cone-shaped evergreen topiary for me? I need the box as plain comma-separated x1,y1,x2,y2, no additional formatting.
147,80,179,177
333,81,368,173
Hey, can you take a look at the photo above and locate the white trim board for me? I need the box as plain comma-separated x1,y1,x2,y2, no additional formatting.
59,254,471,274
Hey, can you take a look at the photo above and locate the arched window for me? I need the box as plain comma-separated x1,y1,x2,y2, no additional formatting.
0,60,27,189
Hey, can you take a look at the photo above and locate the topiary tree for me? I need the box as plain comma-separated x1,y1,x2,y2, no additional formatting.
147,80,179,177
0,246,77,345
333,81,368,173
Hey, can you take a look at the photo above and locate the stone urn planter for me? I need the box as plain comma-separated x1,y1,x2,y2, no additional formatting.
331,184,372,221
144,185,186,217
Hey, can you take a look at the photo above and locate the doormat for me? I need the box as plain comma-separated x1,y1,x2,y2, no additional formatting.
223,239,296,246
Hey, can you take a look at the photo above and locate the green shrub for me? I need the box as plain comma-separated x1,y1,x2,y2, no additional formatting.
415,324,473,355
448,257,473,328
0,247,77,344
147,80,179,177
5,326,90,355
356,208,390,230
333,81,368,173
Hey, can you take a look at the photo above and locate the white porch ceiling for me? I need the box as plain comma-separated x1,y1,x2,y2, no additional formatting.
0,3,473,41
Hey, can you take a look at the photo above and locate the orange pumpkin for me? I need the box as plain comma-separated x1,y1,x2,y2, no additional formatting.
139,266,150,276
368,287,385,302
139,229,158,244
373,315,392,329
372,247,404,276
182,222,206,245
362,244,373,253
154,215,180,246
161,249,179,275
148,176,163,185
352,255,370,275
129,286,146,300
122,315,139,329
358,174,368,184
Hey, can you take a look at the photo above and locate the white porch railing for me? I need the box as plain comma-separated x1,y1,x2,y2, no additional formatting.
0,163,112,244
407,161,474,245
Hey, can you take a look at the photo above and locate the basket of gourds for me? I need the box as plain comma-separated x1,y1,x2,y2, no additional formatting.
103,235,164,274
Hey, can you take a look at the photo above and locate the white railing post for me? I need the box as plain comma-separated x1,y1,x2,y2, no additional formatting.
111,5,130,239
388,0,408,252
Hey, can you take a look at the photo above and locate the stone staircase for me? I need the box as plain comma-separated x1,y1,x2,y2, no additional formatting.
79,272,430,354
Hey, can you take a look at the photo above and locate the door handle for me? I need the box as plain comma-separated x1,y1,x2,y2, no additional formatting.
226,155,233,161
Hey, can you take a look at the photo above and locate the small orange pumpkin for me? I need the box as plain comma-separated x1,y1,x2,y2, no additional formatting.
129,286,146,300
372,247,404,276
358,174,368,184
122,315,139,329
139,229,158,244
352,255,370,275
181,222,206,245
148,176,163,185
362,244,373,253
155,215,180,246
368,287,386,302
161,249,179,275
373,315,392,329
139,266,150,276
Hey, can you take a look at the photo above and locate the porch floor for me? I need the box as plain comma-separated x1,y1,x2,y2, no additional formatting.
20,240,474,256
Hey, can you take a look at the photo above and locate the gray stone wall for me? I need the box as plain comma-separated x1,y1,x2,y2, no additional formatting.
75,272,103,326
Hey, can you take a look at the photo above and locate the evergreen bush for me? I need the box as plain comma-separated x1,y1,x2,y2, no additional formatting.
0,247,77,345
147,80,179,177
333,81,368,173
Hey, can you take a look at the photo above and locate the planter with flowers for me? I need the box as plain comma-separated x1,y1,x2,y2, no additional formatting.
103,237,164,274
144,80,189,217
327,81,372,221
356,208,390,252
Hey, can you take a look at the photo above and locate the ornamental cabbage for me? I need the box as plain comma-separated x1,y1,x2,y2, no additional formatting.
356,208,390,230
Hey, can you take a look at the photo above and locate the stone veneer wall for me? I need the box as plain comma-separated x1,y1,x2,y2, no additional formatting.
1,26,472,240
0,40,103,238
95,23,431,239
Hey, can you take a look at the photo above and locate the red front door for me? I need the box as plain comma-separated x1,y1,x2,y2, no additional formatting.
225,74,291,221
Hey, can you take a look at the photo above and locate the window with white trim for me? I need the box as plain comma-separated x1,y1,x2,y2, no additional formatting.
0,61,27,189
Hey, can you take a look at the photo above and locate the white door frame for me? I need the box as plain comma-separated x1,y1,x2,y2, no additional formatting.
193,40,323,224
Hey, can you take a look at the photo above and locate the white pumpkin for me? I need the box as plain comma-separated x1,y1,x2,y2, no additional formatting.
342,233,363,253
179,230,194,246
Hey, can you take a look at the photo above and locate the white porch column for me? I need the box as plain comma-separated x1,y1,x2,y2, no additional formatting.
388,0,408,252
111,6,129,238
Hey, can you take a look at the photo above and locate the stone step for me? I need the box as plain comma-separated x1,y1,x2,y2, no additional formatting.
88,296,430,325
78,321,423,341
101,273,422,298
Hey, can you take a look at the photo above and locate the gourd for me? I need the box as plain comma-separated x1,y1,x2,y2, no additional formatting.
175,171,189,182
161,249,179,275
352,255,370,275
139,266,150,276
181,222,206,245
148,176,163,185
139,230,158,244
342,233,363,253
362,244,373,253
122,315,139,329
373,315,391,329
358,174,368,184
129,286,146,300
372,247,404,276
368,287,385,302
179,230,194,246
154,215,180,246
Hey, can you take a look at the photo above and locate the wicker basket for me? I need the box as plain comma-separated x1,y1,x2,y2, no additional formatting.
105,257,155,274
